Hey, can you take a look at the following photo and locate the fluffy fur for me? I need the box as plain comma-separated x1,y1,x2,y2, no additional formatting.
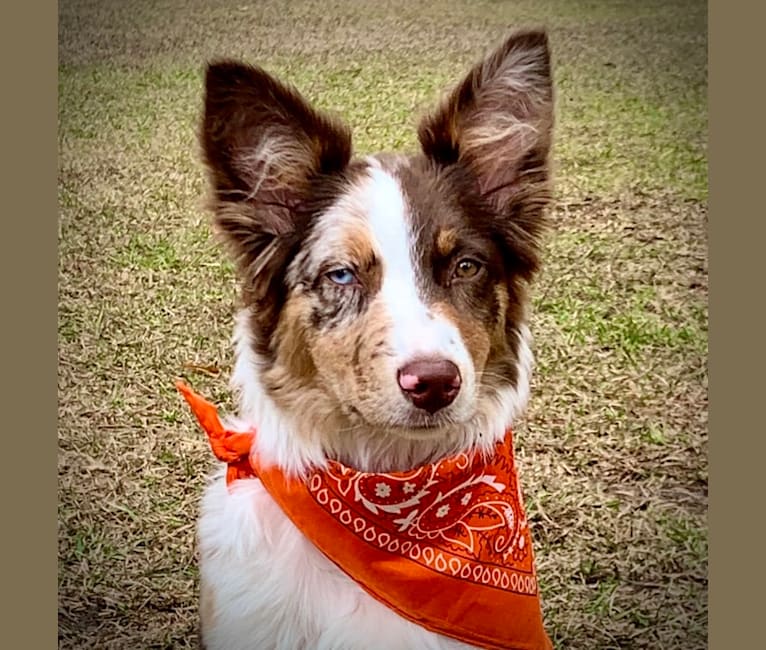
196,28,554,649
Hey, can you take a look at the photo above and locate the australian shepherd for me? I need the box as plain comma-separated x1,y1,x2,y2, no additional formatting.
195,28,554,649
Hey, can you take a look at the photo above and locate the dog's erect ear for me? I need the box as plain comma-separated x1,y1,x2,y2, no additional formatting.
201,61,352,297
418,30,554,274
418,29,553,201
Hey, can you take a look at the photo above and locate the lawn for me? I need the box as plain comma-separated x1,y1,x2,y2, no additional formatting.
58,0,708,648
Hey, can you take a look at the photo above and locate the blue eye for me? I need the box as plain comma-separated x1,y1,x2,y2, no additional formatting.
326,268,356,286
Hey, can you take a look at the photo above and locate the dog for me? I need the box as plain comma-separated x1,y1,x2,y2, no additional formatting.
194,28,554,650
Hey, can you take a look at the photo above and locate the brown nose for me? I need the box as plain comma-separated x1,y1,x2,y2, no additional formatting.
397,359,461,414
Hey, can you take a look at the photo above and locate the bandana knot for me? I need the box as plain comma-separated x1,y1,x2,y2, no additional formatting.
175,380,255,484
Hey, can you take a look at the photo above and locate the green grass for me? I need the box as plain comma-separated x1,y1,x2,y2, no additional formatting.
58,0,707,648
539,288,706,357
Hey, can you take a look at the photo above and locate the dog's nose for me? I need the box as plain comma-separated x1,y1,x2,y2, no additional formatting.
397,359,461,414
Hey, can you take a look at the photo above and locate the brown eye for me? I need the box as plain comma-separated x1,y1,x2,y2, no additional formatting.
454,258,482,279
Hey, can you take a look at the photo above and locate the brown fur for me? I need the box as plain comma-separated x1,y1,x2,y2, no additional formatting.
418,29,553,281
431,301,492,372
436,228,458,257
200,29,554,463
202,61,356,360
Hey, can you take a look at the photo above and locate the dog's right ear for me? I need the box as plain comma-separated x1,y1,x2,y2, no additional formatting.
201,61,352,298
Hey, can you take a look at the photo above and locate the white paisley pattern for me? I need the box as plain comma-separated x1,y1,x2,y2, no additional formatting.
307,434,538,595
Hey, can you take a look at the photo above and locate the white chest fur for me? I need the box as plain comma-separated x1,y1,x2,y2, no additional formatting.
197,472,474,650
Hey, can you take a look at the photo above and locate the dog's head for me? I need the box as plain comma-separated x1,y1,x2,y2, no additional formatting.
201,30,554,470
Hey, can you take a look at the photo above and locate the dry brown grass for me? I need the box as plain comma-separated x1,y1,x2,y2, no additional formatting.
59,0,707,647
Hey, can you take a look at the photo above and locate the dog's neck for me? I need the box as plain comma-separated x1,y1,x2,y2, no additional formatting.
228,310,533,476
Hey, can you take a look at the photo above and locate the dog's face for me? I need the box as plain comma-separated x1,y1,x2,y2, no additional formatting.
201,30,553,455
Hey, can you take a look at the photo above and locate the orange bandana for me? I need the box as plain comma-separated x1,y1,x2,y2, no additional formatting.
177,381,552,650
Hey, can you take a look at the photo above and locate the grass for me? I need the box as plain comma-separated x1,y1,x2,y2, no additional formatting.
58,0,708,648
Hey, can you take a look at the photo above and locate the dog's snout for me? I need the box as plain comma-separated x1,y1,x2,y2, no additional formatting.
397,359,461,414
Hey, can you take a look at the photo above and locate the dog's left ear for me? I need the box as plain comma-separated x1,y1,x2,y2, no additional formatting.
418,30,554,277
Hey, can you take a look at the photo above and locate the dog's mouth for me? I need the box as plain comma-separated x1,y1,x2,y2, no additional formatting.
344,404,472,440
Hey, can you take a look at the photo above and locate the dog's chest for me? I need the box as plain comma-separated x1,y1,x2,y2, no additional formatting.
197,474,474,650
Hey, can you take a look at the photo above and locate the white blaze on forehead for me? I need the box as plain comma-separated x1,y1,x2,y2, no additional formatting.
362,164,466,363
